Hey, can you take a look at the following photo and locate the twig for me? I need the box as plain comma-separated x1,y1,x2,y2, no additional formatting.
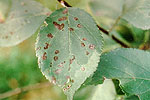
97,25,129,48
0,82,51,99
57,0,72,7
57,0,129,48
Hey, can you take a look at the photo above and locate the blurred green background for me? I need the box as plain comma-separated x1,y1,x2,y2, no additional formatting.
0,33,66,100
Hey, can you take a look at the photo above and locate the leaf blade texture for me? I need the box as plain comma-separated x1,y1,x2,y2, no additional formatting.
89,48,150,100
35,7,103,100
0,0,50,47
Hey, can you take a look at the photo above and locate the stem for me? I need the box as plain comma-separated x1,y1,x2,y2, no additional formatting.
0,82,51,99
57,0,72,7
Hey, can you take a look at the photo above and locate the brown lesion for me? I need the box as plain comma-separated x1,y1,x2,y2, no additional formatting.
58,16,67,21
54,56,58,61
62,8,68,14
53,22,64,30
81,42,85,47
44,43,50,49
55,50,59,54
86,51,89,55
77,24,82,28
69,28,74,31
74,17,78,21
47,33,53,38
82,38,87,41
42,52,47,60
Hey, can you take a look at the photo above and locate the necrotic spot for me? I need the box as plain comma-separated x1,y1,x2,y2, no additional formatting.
74,17,78,21
42,52,47,60
77,24,82,28
53,22,64,30
44,43,50,49
55,50,59,54
58,17,67,21
63,8,68,14
81,43,85,47
54,56,58,61
47,33,53,38
89,44,95,50
69,28,74,31
82,38,87,41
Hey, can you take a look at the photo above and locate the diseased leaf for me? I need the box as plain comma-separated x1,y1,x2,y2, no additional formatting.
35,7,103,100
0,0,50,47
87,48,150,100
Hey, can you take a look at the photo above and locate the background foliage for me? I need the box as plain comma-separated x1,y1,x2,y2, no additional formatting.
0,0,150,100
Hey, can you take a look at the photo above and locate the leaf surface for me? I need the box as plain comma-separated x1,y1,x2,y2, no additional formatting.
35,7,103,100
88,48,150,100
0,0,50,47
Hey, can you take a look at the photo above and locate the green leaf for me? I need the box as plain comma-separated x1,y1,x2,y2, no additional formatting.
0,0,50,47
35,7,103,100
89,0,150,30
74,79,117,100
89,0,124,30
88,48,150,100
102,33,121,53
123,0,150,30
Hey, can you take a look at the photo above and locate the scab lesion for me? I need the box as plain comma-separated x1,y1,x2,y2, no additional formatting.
47,33,53,38
58,16,67,21
53,22,64,30
44,43,50,49
42,52,47,60
55,50,59,54
54,56,58,61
